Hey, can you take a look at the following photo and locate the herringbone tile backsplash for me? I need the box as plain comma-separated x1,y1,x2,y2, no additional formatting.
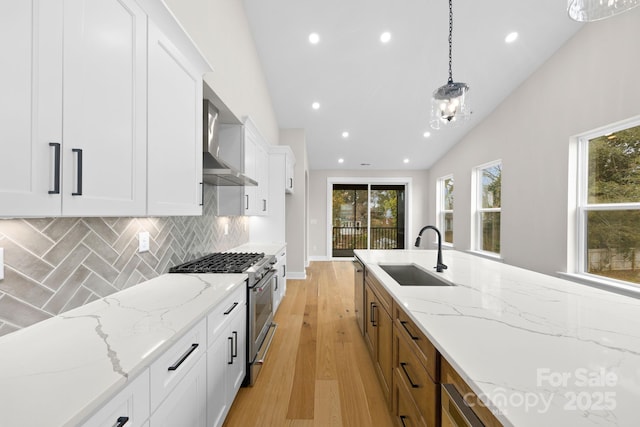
0,185,249,337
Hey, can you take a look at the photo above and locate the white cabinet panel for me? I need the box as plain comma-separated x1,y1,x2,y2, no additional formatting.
150,354,207,427
81,369,150,427
147,21,203,216
61,0,147,216
0,0,62,216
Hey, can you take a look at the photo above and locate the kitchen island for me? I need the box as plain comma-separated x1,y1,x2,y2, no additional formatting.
355,249,640,427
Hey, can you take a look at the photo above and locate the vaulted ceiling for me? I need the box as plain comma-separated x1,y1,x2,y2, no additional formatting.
242,0,583,170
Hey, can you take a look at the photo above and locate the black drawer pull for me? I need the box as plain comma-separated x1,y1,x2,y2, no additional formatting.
370,302,377,326
232,331,238,358
228,336,234,364
399,415,408,427
289,177,293,189
245,194,249,210
48,142,61,194
168,343,198,371
71,148,83,196
113,416,129,427
400,320,419,341
400,362,420,388
224,302,239,315
200,182,204,206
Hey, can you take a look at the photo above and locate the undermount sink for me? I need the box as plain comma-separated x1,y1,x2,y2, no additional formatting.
379,264,454,287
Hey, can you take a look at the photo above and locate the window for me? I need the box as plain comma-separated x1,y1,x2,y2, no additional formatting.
437,175,454,245
576,118,640,286
473,161,501,254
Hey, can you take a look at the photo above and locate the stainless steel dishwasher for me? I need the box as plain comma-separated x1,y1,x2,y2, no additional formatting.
441,384,485,427
352,256,365,336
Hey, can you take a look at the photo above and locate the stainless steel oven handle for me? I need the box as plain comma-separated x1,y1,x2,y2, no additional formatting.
250,269,277,291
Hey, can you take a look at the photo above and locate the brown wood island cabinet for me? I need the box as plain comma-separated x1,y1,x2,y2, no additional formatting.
364,268,394,409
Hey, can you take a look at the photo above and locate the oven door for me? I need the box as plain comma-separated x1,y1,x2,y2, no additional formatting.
249,270,276,360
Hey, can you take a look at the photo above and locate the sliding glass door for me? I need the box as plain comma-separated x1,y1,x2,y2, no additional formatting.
331,184,406,257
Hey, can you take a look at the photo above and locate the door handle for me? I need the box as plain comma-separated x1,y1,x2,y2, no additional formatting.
370,302,377,326
400,362,420,388
72,148,83,196
228,336,234,364
200,182,204,206
48,143,61,194
168,343,199,371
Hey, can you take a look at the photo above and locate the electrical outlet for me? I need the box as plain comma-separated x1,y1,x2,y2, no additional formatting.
138,232,150,253
0,248,4,280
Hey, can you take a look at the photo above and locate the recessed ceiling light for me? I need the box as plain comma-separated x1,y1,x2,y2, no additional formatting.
423,131,431,138
312,102,320,110
309,33,320,44
380,32,392,43
342,131,349,138
403,158,410,164
338,158,344,163
505,32,518,43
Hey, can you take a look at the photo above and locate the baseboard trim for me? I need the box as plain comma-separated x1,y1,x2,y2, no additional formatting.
309,255,330,262
287,271,307,280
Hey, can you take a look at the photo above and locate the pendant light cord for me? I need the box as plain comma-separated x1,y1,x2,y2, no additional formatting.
448,0,453,84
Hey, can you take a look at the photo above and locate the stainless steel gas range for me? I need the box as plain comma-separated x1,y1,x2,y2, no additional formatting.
169,252,277,386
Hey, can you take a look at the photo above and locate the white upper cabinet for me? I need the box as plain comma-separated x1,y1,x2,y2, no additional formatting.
0,1,63,216
147,21,204,216
285,149,295,194
0,0,147,217
61,0,147,217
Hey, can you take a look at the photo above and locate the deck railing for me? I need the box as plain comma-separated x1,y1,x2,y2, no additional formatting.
332,226,404,256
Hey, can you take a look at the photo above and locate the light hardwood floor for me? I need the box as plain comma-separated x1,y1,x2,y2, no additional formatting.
223,261,395,427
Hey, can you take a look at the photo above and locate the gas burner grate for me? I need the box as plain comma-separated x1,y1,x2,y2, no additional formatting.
169,252,265,274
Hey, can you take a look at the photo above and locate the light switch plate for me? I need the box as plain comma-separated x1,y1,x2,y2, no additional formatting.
138,232,150,253
0,248,4,280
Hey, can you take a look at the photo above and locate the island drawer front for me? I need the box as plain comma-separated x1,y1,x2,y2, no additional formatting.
394,305,439,382
393,369,429,427
394,326,439,427
150,318,206,412
365,269,392,314
207,284,246,346
440,359,503,427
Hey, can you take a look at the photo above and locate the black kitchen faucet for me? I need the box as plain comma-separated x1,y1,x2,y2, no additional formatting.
415,225,448,273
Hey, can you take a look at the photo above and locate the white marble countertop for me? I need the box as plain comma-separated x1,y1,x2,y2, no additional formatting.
0,272,247,427
354,249,640,427
228,242,286,256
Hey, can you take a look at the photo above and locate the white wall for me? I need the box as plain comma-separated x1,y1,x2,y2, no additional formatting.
309,170,430,258
282,130,309,278
427,8,640,276
165,0,279,146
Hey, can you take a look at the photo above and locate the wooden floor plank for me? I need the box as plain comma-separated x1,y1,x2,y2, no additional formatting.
223,261,395,427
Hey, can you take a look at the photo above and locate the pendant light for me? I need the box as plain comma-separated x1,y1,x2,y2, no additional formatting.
430,0,470,130
568,0,640,22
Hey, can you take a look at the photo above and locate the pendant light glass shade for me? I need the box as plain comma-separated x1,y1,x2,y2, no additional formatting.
430,81,470,129
568,0,640,21
430,0,470,130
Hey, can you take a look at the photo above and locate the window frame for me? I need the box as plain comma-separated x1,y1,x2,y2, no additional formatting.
574,116,640,286
436,174,454,247
472,160,502,257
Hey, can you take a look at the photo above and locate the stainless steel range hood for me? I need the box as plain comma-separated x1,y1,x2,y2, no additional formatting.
203,100,257,186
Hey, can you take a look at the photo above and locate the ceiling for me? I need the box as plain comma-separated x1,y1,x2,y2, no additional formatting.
242,0,583,170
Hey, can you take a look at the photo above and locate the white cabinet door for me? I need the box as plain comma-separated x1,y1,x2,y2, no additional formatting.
147,21,203,216
150,354,207,427
61,0,147,216
255,143,269,216
81,369,150,427
207,299,247,427
273,249,287,313
0,0,63,216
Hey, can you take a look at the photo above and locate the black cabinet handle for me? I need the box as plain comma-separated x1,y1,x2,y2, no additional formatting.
263,199,267,211
113,416,129,427
245,194,249,210
289,177,293,189
232,331,238,358
399,415,408,427
228,336,234,364
400,362,420,388
283,265,286,278
370,302,377,326
224,302,239,315
71,148,83,196
48,143,61,194
168,343,198,371
400,321,419,341
200,182,204,206
274,276,278,291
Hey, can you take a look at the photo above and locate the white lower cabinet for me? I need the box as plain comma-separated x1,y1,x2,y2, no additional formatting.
149,354,207,427
81,369,150,427
273,248,287,313
207,287,247,427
